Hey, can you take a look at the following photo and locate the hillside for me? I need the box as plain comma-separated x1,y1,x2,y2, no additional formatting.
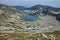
0,4,26,33
0,4,60,40
0,3,60,33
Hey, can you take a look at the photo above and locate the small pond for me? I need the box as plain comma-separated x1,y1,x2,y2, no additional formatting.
23,15,39,22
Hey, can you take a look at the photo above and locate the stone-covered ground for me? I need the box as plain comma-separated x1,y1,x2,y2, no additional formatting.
0,31,60,40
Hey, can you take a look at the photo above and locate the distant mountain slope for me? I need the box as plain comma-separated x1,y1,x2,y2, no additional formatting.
24,5,42,10
24,4,60,11
11,6,27,10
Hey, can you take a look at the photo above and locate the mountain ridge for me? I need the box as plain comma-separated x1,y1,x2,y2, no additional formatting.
11,6,27,10
24,4,60,10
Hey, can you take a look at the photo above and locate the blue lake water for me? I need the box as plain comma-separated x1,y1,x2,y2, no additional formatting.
23,15,38,21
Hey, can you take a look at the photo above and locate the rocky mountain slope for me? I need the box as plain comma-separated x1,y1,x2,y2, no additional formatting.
0,4,60,40
0,4,60,33
0,4,27,33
